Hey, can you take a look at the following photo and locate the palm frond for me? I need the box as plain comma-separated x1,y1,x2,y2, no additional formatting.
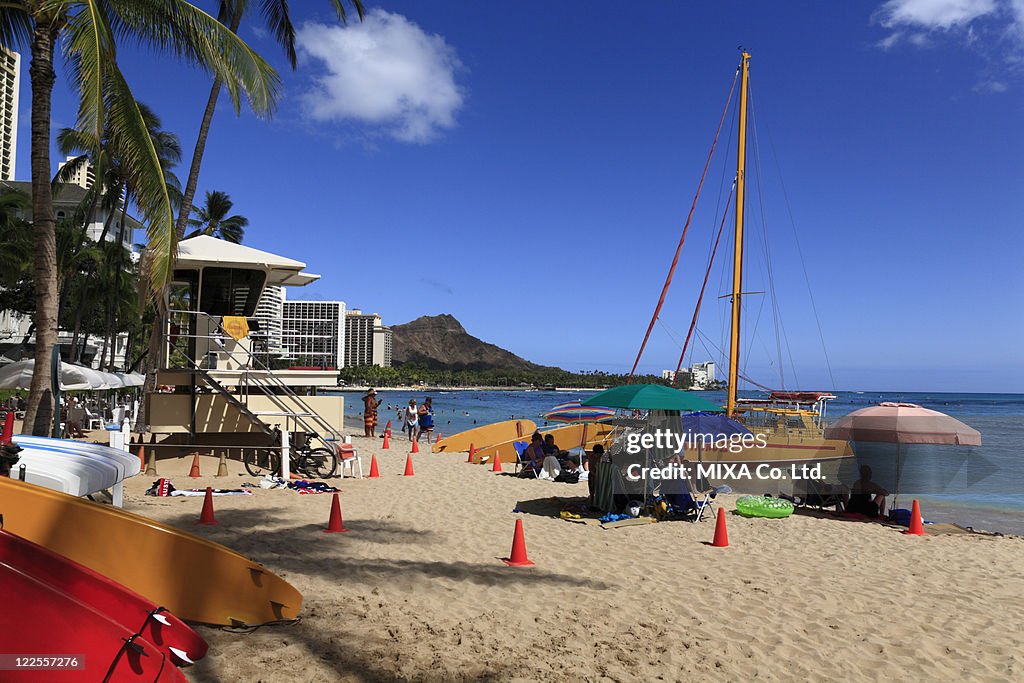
64,1,118,166
102,65,176,299
258,0,296,68
0,5,33,51
328,0,365,22
106,0,281,117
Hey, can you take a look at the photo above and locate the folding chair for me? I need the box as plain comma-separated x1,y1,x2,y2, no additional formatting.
512,441,539,477
662,476,729,522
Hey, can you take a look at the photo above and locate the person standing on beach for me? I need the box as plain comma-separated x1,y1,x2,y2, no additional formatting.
362,389,381,438
404,399,419,440
416,397,434,443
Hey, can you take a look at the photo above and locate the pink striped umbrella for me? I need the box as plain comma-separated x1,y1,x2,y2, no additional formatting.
825,402,981,508
824,402,981,446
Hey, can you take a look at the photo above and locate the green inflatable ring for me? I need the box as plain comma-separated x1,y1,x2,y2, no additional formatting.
735,495,795,519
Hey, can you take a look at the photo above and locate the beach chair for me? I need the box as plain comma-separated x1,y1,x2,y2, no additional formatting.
338,443,362,479
662,477,728,522
512,441,531,475
795,478,847,511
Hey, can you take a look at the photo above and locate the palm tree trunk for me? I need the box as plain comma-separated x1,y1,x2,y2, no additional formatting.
23,22,61,436
174,11,242,239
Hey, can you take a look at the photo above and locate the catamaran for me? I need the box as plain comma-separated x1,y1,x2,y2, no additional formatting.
636,52,856,495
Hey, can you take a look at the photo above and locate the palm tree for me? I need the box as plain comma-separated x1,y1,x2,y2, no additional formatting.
173,0,365,240
0,1,280,435
56,103,182,362
185,190,248,243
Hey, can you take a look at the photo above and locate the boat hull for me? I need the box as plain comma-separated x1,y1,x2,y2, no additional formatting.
690,438,856,496
0,477,302,626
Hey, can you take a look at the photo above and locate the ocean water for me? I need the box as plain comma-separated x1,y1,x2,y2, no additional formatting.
336,389,1024,535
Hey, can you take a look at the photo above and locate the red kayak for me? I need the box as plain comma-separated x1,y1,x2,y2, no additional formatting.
0,561,185,682
0,529,207,666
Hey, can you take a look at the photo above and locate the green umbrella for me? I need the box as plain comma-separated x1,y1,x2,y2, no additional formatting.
581,383,723,412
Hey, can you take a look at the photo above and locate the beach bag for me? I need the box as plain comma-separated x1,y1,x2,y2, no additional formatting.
554,470,580,484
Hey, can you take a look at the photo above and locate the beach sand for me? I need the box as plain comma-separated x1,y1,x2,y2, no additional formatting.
116,435,1024,682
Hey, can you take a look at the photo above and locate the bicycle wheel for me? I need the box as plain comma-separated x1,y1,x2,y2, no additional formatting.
306,447,338,479
244,448,281,477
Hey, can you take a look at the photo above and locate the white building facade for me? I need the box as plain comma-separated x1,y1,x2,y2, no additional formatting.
0,47,19,181
281,298,346,369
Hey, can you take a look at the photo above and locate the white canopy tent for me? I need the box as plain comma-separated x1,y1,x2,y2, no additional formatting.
0,359,144,391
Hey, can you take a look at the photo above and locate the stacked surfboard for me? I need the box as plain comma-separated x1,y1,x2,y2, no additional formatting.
0,476,303,627
10,435,141,497
0,528,206,682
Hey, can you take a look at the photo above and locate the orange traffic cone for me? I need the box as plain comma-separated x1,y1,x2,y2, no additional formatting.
502,519,535,566
385,420,392,434
196,487,217,525
323,493,350,533
188,453,201,478
466,443,476,463
368,454,380,478
904,499,926,536
382,432,390,450
403,453,415,477
436,432,442,443
411,439,419,454
711,509,729,547
492,451,503,473
1,411,14,444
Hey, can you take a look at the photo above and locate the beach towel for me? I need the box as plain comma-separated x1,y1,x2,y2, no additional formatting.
145,480,252,497
286,480,339,494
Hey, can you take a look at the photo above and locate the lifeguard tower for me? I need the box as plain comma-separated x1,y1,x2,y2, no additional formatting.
145,236,344,456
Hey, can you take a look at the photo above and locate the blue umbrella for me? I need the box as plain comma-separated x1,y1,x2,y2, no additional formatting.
678,412,751,463
679,412,751,438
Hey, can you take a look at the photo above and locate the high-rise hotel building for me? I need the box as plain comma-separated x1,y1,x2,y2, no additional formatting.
0,47,20,181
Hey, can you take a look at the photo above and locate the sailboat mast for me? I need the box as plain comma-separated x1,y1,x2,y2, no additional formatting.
726,51,750,418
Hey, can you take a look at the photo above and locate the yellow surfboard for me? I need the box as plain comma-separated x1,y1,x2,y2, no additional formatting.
473,422,617,464
432,419,536,453
0,477,302,626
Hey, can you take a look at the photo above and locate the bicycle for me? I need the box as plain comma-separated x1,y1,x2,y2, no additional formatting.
244,430,337,479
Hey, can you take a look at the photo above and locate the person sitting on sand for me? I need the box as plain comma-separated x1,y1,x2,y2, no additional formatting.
518,433,546,478
362,389,381,438
848,465,888,517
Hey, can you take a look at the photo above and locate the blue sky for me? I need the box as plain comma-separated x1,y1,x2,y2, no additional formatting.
14,0,1024,392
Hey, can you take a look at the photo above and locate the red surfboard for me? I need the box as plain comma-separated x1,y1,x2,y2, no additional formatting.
0,529,208,666
0,560,186,682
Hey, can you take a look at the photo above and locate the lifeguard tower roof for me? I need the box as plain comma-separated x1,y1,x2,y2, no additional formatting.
176,235,320,287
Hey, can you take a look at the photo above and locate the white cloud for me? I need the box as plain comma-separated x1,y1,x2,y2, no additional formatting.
974,78,1009,90
877,0,998,30
296,10,464,143
874,0,1024,87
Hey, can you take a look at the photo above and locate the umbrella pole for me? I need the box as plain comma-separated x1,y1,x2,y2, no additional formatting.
893,443,902,514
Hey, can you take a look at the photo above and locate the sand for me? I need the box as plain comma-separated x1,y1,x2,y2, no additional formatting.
113,435,1024,682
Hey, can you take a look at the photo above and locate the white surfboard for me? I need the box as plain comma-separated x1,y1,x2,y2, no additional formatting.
10,436,141,500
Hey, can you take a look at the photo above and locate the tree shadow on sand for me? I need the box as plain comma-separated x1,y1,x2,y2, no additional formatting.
163,506,605,681
160,505,611,590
